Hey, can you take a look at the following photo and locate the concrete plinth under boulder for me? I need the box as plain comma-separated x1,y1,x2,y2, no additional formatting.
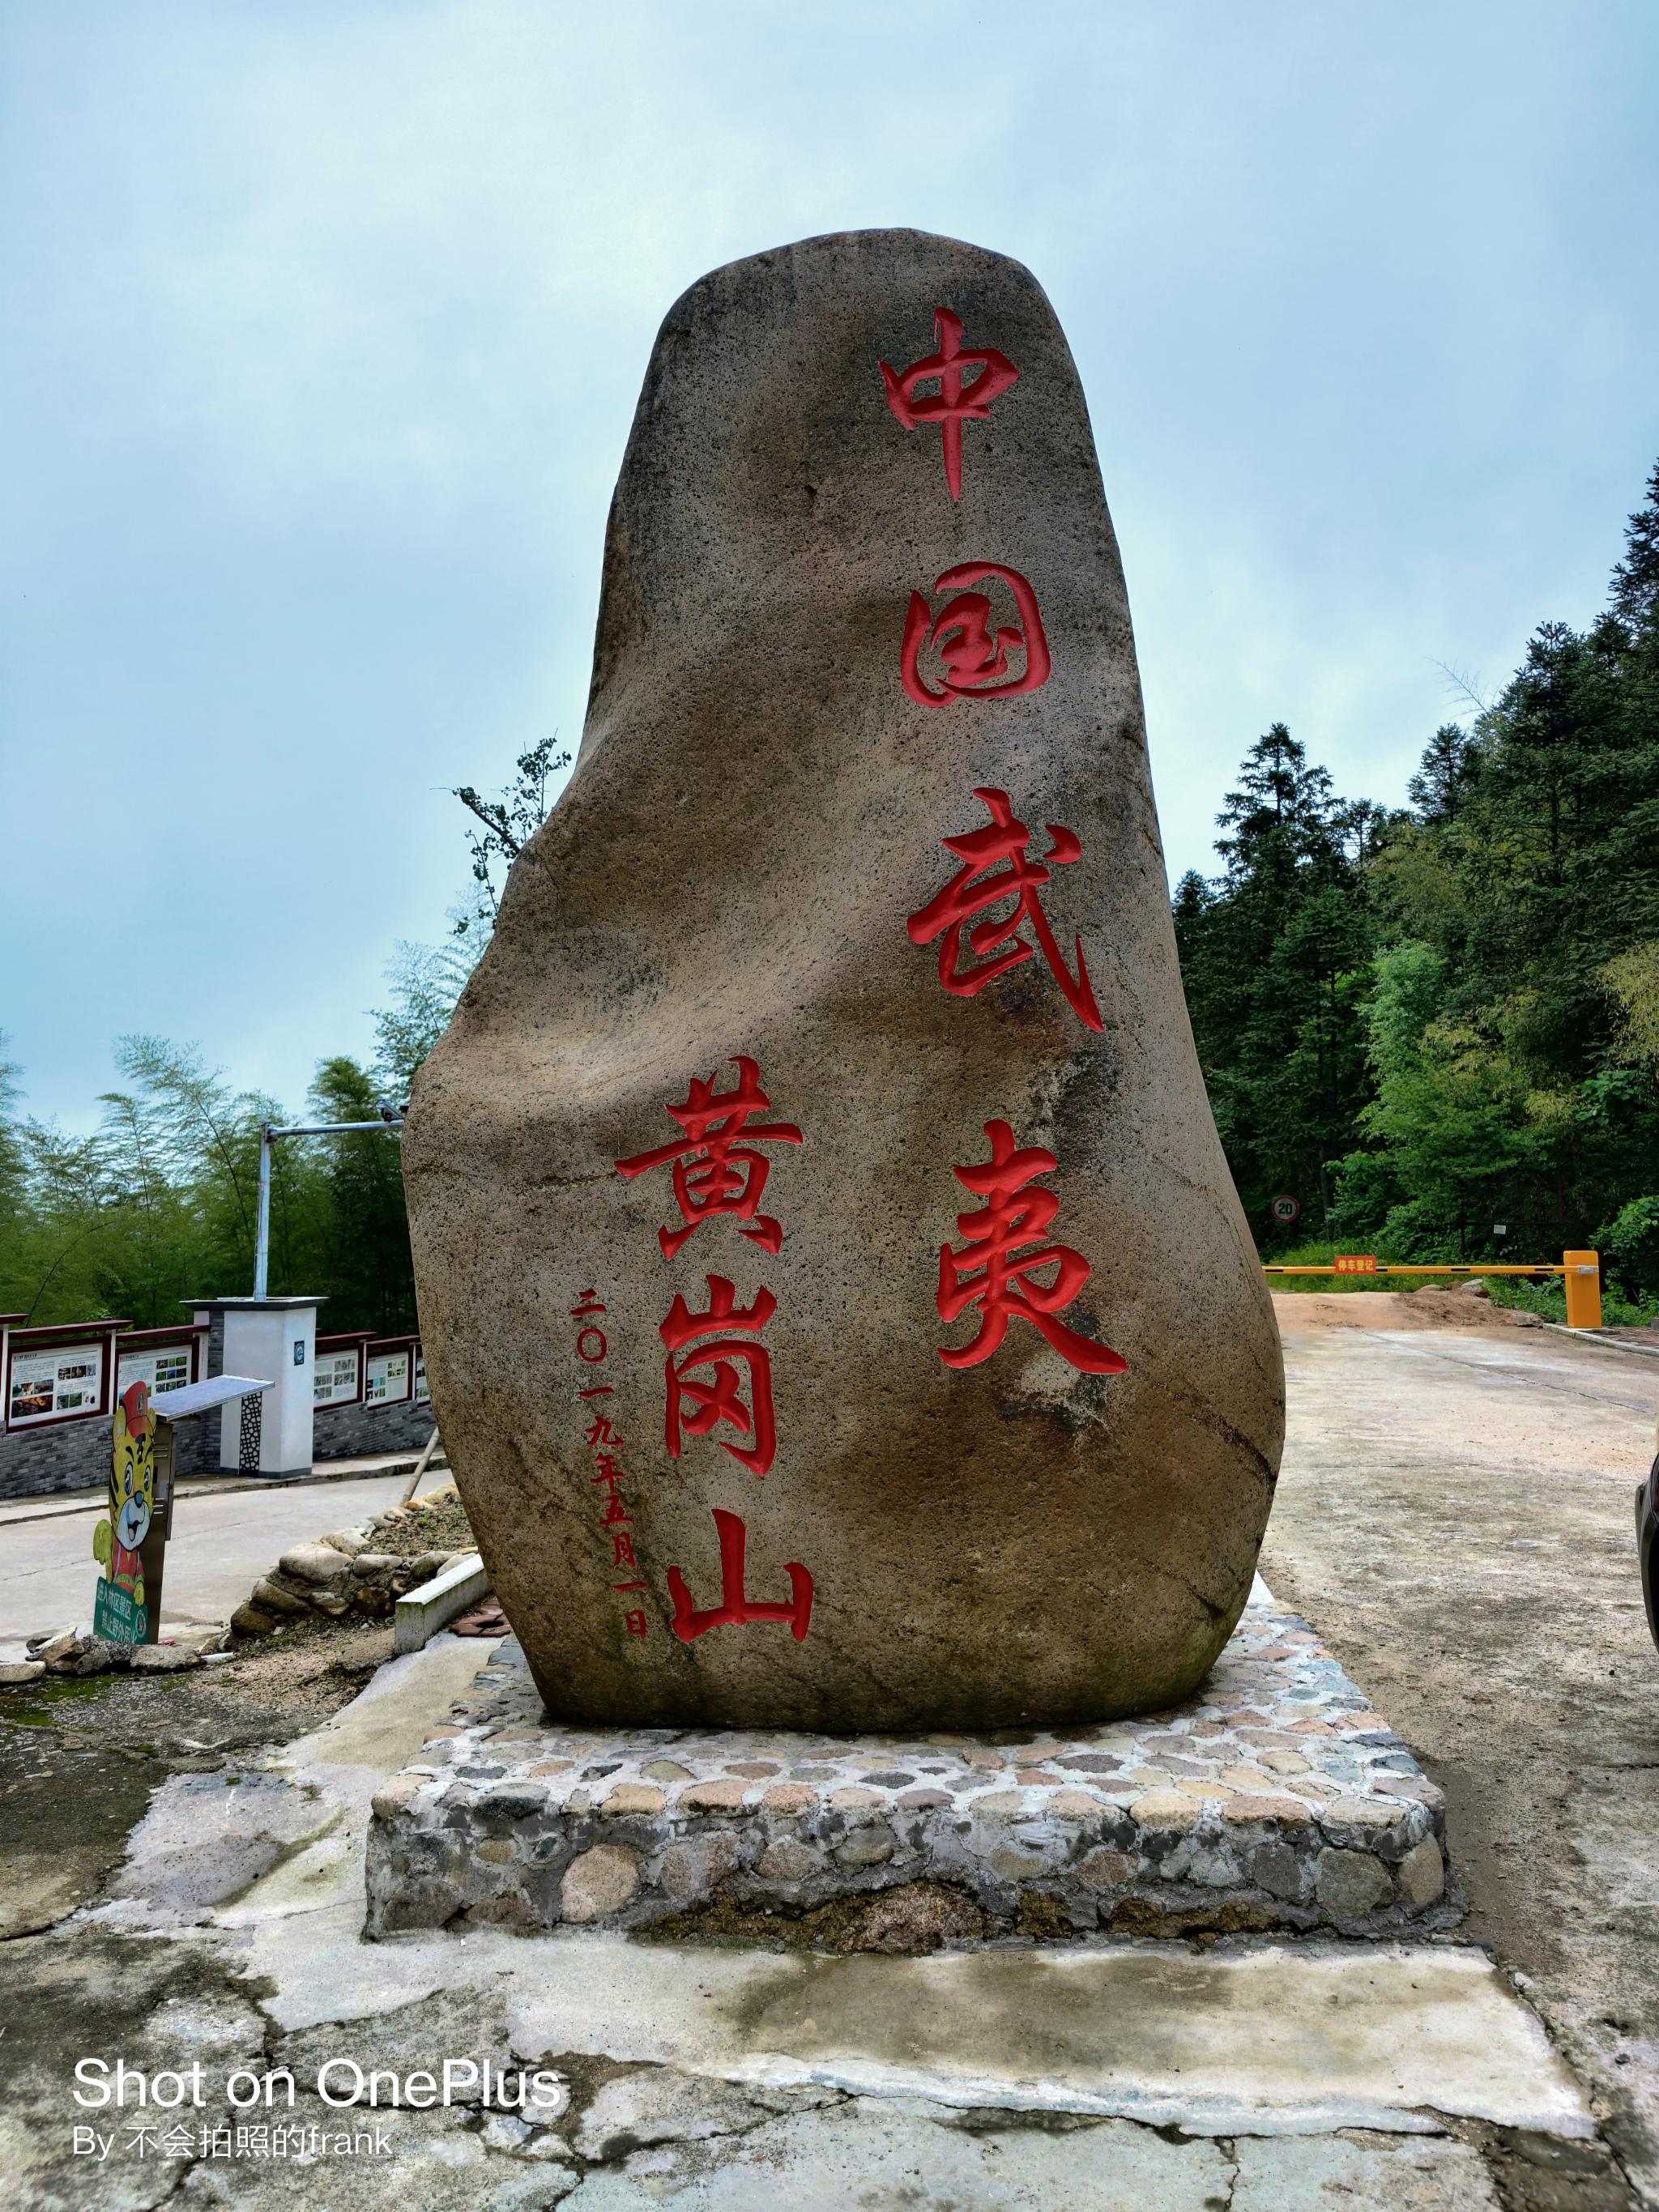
366,1589,1456,1946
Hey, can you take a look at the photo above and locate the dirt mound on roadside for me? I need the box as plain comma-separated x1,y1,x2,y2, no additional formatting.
1273,1289,1546,1333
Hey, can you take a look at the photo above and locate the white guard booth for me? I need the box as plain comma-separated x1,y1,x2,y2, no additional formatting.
187,1297,323,1478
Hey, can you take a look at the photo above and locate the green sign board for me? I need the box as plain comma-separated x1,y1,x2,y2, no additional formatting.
92,1573,147,1646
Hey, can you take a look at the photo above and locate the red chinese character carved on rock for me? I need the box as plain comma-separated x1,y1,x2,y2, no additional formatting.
880,307,1019,503
667,1507,813,1642
591,1463,632,1529
902,563,1050,708
570,1291,608,1363
937,1120,1127,1375
614,1055,804,1258
660,1275,778,1477
908,786,1102,1031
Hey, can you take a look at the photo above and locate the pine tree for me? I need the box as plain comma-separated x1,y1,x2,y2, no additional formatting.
1406,726,1478,823
1174,727,1376,1241
1610,462,1659,635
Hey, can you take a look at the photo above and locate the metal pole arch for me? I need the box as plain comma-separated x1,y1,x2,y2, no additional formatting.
251,1112,403,1299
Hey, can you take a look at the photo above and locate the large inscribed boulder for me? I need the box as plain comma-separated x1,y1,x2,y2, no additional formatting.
403,228,1284,1731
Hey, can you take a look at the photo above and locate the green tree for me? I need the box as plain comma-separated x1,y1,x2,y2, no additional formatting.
0,1038,28,1307
366,730,570,1106
1610,461,1659,632
108,1036,272,1295
1173,725,1379,1242
1328,461,1659,1260
371,939,476,1102
3,1119,115,1322
301,1058,416,1335
1597,1191,1659,1302
450,731,570,944
1406,724,1478,824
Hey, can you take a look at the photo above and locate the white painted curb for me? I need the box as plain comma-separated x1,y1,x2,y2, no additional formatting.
393,1552,488,1655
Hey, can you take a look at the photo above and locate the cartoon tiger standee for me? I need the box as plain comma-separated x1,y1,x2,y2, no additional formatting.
94,1380,156,1613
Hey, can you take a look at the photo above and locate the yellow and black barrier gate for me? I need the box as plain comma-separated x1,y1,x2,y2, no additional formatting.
1261,1251,1603,1329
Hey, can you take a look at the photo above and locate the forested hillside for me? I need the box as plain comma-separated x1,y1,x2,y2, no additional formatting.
0,1039,420,1336
1175,462,1659,1303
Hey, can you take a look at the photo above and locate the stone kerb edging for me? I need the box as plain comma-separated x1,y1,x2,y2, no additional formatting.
393,1552,490,1654
228,1489,471,1639
3,1624,226,1681
365,1596,1461,1946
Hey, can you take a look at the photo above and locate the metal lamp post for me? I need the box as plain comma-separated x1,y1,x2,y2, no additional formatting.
253,1105,404,1298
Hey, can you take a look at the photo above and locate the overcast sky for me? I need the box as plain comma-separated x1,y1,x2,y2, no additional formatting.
4,2,1657,1128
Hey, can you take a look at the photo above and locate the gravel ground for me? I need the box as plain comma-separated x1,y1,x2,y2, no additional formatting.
3,1315,1654,2206
1274,1285,1550,1332
0,1481,476,1942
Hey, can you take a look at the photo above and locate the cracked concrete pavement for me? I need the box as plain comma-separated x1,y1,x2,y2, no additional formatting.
2,1310,1655,2207
0,1625,1626,2208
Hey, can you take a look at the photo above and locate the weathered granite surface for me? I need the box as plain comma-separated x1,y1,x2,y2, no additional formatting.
366,1590,1455,1944
403,227,1284,1733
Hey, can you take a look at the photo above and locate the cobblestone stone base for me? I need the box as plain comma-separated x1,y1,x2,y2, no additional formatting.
365,1592,1460,1945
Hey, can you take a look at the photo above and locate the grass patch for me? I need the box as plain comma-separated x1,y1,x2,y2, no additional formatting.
1485,1275,1657,1328
0,1673,113,1729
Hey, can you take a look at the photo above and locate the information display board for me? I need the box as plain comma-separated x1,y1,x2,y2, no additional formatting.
413,1348,429,1405
117,1344,195,1401
313,1347,363,1409
7,1340,106,1427
365,1348,412,1407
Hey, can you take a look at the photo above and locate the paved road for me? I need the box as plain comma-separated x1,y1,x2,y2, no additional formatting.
1263,1319,1659,2203
0,1472,418,1638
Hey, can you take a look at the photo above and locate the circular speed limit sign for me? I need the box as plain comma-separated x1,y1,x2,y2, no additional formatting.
1271,1195,1301,1225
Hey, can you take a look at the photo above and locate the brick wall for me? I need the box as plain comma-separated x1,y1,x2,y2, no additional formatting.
311,1392,435,1460
0,1417,117,1502
0,1409,228,1503
0,1335,437,1502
